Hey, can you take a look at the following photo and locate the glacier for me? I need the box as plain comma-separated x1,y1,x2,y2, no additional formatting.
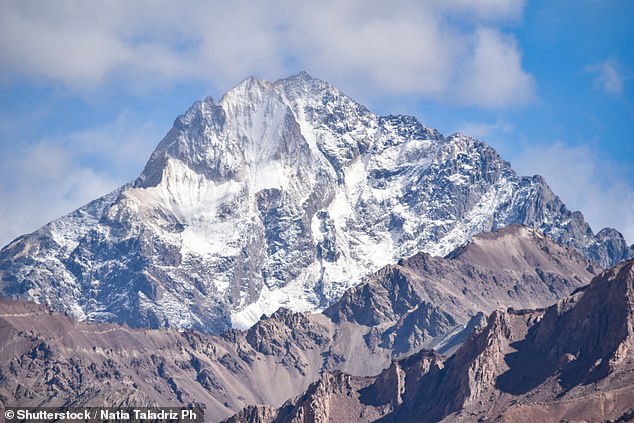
0,72,632,332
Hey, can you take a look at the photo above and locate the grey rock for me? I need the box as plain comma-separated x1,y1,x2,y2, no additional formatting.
0,73,631,333
0,225,600,422
234,258,634,423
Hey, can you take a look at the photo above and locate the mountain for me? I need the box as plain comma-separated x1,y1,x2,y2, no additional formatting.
0,72,631,333
0,297,331,422
227,257,634,423
323,224,595,361
0,226,596,421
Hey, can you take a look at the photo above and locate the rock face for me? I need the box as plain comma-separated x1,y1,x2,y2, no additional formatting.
325,225,595,360
235,258,634,423
0,297,333,422
0,226,598,422
0,72,631,333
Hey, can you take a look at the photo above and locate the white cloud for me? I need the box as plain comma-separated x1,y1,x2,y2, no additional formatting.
0,114,161,247
0,144,118,246
511,143,634,244
455,28,535,107
0,0,538,247
64,113,162,174
439,0,526,21
586,60,624,96
0,0,533,107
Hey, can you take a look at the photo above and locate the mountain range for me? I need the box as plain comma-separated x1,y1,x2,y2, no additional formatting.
1,73,634,422
0,72,632,335
0,226,608,421
227,257,634,423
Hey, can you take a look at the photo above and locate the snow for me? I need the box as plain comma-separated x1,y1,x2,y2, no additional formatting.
252,161,289,192
447,173,469,184
427,178,514,257
232,276,318,329
47,186,124,253
123,159,245,258
1,72,619,333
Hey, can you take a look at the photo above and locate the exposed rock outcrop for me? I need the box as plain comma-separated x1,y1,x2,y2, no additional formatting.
232,258,634,423
1,74,631,334
0,226,602,422
325,225,595,363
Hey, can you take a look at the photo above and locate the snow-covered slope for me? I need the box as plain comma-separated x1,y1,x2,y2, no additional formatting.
0,72,631,332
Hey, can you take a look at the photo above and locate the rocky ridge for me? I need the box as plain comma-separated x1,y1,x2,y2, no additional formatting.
0,226,597,421
0,72,631,333
325,224,595,361
230,258,634,423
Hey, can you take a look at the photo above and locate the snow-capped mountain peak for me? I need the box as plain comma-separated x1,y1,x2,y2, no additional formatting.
0,73,631,332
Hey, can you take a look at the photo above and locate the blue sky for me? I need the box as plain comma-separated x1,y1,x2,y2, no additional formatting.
0,0,632,247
